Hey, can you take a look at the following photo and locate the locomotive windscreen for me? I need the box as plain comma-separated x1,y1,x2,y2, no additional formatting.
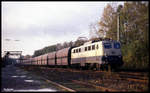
103,43,112,49
114,42,121,49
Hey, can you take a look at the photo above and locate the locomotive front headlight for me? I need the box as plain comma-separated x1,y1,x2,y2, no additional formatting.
104,53,107,57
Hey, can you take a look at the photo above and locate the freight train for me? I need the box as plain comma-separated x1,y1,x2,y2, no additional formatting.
20,39,123,70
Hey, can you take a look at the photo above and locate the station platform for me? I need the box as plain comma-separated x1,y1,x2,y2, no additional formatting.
1,65,60,92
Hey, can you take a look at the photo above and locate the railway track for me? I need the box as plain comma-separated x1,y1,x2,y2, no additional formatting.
42,76,121,92
93,69,149,83
18,65,149,92
36,75,102,92
117,73,148,83
72,80,120,92
27,66,149,83
41,77,76,92
71,68,148,84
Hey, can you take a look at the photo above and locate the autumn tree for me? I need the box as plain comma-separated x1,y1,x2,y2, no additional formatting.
33,41,75,57
96,2,149,70
98,3,118,40
87,2,149,70
119,2,149,70
89,22,101,39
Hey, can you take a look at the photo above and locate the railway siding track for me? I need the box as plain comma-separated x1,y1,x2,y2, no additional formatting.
57,81,101,92
115,72,149,84
19,66,101,92
42,77,102,92
72,80,120,92
43,78,76,92
118,72,148,79
117,75,148,83
18,66,149,92
126,78,148,84
95,70,148,84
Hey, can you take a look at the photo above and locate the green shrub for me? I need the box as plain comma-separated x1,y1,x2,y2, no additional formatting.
121,40,149,70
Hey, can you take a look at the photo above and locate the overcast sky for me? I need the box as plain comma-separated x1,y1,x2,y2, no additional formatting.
2,1,124,56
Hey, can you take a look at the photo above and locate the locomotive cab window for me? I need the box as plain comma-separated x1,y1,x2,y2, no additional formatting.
103,43,112,49
73,49,75,53
114,42,120,49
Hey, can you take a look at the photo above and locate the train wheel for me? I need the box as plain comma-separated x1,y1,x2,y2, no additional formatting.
103,65,108,71
108,65,111,72
96,64,100,71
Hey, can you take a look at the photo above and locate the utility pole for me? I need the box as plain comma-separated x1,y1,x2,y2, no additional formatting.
117,5,123,42
117,12,120,41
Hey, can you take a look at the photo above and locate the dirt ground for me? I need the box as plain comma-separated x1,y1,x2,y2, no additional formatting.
1,65,65,92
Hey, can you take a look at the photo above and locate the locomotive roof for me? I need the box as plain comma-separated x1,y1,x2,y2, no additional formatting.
84,39,118,45
72,39,120,49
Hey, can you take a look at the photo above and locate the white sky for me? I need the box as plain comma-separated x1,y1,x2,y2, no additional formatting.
2,1,124,56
